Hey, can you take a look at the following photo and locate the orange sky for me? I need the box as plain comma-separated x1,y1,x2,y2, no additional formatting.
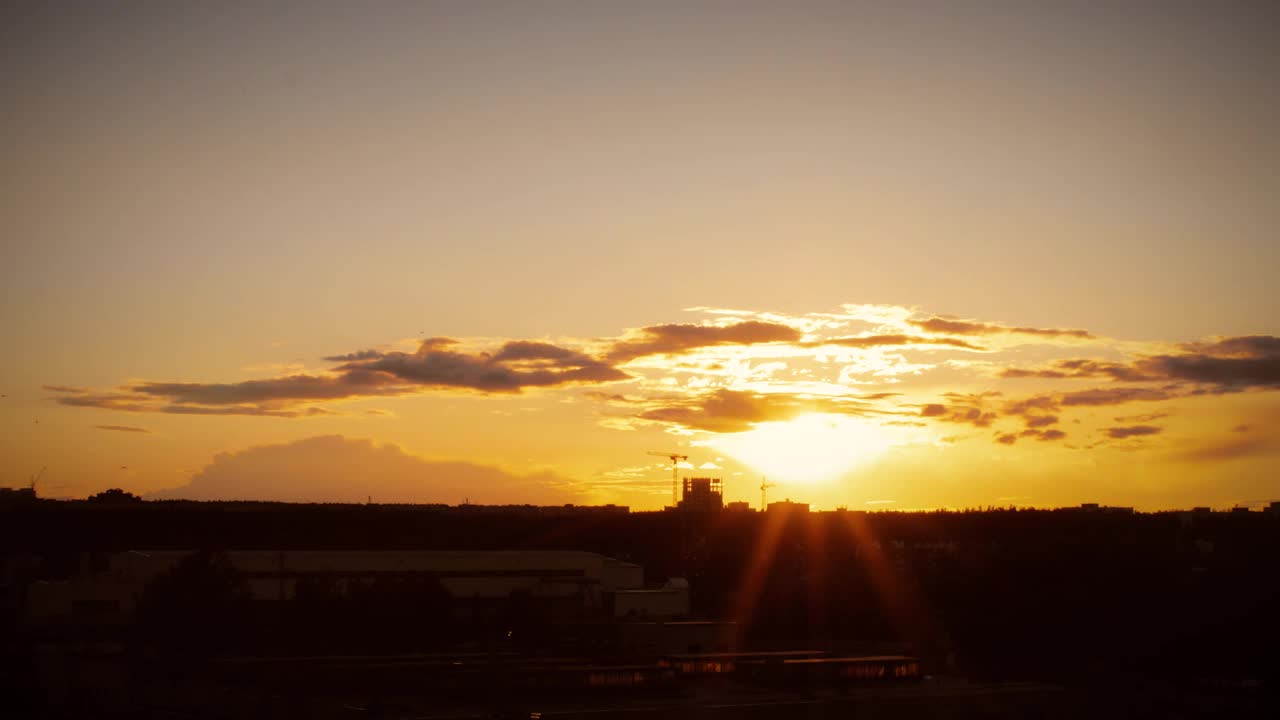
2,3,1277,509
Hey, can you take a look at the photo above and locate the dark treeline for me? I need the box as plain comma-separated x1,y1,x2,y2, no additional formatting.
3,501,1278,687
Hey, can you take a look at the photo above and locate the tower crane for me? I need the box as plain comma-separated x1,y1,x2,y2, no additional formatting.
647,451,688,507
760,476,774,511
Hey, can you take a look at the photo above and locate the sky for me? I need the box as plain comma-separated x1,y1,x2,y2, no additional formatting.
2,1,1277,510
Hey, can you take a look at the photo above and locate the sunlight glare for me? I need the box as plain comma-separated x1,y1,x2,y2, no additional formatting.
705,413,898,483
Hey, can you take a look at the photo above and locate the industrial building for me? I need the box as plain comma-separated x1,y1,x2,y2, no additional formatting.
23,550,689,626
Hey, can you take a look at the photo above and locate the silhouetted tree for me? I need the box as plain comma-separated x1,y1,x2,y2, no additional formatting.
86,487,142,503
136,551,250,657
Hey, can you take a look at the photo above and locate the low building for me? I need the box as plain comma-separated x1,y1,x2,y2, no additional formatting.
612,578,690,619
25,550,653,626
767,499,809,514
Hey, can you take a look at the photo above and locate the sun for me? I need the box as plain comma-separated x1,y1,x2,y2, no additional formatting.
704,413,897,484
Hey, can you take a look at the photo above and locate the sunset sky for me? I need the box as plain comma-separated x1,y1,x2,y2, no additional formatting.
3,2,1277,510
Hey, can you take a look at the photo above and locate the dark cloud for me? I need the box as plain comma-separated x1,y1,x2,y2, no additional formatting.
93,425,150,433
334,339,628,394
918,396,997,428
147,435,583,504
909,317,1092,339
321,348,388,362
55,388,351,418
1060,387,1173,406
635,388,890,433
1001,394,1061,416
1000,387,1173,429
1001,336,1280,392
1115,412,1172,423
56,337,632,416
637,389,809,433
1000,359,1152,381
606,321,801,362
822,334,984,351
132,374,399,405
1135,337,1280,389
1104,425,1163,439
1004,427,1067,444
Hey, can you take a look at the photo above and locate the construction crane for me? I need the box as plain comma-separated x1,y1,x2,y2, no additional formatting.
647,451,688,507
760,476,774,511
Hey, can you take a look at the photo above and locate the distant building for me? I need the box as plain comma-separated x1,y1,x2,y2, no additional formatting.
24,550,689,626
767,499,809,514
725,501,751,512
1267,501,1280,516
1078,503,1133,514
0,487,37,504
677,477,723,512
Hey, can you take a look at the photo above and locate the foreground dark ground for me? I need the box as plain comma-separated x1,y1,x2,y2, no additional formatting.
2,500,1277,717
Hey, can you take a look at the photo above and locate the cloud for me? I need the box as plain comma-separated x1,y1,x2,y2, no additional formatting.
606,321,801,362
1104,425,1163,439
918,393,998,428
53,337,631,416
1115,412,1172,423
634,388,888,433
908,317,1093,339
132,374,399,405
1060,387,1174,406
53,390,318,417
1001,336,1280,391
147,435,583,504
999,359,1151,381
1016,428,1067,442
1135,336,1280,390
93,425,150,433
821,334,985,351
331,338,629,393
637,389,810,433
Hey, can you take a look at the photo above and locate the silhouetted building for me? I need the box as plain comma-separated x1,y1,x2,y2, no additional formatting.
612,578,691,619
677,477,723,512
24,550,690,626
0,486,37,504
1078,503,1133,514
725,501,751,511
767,499,809,514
